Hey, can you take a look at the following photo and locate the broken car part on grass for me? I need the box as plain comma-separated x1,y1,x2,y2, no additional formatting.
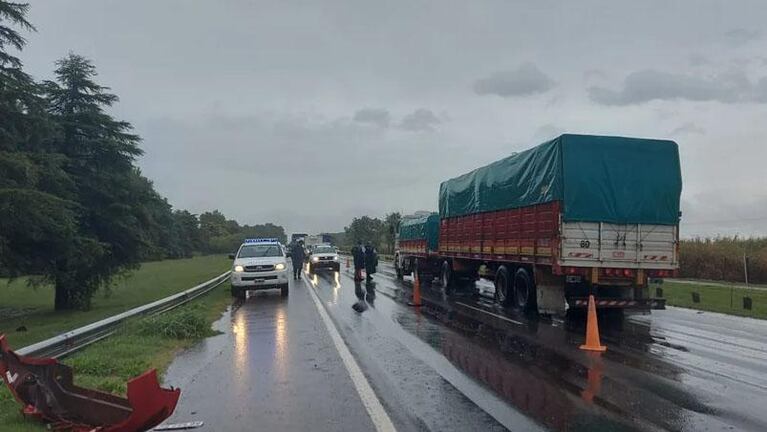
0,335,180,432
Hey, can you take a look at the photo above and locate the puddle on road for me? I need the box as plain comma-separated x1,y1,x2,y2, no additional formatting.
380,275,758,432
162,269,767,432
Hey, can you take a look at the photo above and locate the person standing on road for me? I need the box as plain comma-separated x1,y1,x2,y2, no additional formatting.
364,241,378,282
352,240,365,281
291,241,305,280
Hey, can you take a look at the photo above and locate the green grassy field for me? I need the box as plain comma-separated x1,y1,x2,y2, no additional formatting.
0,255,230,348
660,281,767,319
0,257,233,432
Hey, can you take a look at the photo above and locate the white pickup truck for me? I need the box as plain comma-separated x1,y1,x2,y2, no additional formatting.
229,238,289,298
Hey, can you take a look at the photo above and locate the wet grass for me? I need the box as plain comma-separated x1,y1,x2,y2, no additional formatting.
659,281,767,319
0,254,230,348
0,279,232,432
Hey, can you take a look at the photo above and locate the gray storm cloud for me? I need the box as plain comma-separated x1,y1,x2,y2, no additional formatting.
688,54,710,67
669,123,706,136
353,108,391,128
589,69,767,105
399,109,442,132
723,28,760,46
473,64,555,97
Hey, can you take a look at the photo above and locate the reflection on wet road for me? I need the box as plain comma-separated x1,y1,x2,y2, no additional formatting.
162,278,376,432
162,262,767,431
372,262,767,431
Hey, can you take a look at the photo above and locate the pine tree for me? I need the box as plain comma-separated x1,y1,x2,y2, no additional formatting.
0,2,77,285
41,53,161,309
0,1,55,151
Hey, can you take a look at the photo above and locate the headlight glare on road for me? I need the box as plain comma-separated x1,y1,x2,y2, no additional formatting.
312,256,319,262
234,265,244,272
275,263,286,270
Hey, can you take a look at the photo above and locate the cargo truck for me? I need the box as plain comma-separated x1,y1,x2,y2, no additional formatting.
395,134,681,315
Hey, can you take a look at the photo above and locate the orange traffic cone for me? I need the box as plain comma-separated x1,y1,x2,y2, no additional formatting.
409,272,422,307
579,295,606,352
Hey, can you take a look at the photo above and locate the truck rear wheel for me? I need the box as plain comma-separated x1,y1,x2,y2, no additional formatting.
495,266,512,306
440,261,454,296
514,268,536,311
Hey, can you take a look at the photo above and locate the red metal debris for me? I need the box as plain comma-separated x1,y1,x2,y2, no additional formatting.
0,334,180,432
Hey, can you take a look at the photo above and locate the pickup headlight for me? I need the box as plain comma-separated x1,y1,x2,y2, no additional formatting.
311,256,319,262
333,256,339,261
234,265,244,272
275,263,286,271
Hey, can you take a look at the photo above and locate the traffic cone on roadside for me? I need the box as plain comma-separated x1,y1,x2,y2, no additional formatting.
579,295,607,352
409,272,422,307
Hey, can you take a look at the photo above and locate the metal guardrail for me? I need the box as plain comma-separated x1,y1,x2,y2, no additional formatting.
17,271,231,359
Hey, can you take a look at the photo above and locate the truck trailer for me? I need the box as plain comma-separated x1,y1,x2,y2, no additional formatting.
395,134,681,315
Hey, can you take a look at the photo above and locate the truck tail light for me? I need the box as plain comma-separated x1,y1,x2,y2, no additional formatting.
563,267,588,276
649,269,673,278
601,268,634,278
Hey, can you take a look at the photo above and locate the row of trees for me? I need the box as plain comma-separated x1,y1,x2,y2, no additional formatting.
0,3,283,309
680,237,767,284
197,210,286,253
340,213,401,253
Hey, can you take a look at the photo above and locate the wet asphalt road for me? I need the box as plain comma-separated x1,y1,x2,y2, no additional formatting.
161,271,376,432
161,263,767,431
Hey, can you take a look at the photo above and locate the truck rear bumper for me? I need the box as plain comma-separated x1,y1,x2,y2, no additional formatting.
568,297,666,310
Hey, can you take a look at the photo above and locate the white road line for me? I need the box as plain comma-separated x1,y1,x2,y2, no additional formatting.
302,273,397,432
454,301,525,326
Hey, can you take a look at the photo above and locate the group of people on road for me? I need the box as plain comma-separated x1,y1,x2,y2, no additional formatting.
351,240,378,282
289,239,377,282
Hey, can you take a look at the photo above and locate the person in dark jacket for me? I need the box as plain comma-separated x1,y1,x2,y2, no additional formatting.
351,240,365,281
291,241,306,280
364,242,378,282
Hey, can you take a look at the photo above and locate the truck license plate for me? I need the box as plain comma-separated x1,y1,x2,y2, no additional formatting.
253,278,264,283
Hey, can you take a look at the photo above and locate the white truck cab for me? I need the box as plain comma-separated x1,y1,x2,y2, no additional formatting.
230,238,289,298
308,244,340,273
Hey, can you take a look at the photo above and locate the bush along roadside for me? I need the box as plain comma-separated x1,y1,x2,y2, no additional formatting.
0,282,232,431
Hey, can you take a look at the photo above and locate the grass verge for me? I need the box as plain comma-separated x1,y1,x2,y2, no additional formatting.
0,254,230,348
0,279,232,432
659,281,767,319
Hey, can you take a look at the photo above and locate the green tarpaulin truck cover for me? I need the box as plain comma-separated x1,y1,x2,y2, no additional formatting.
438,134,682,225
399,213,440,251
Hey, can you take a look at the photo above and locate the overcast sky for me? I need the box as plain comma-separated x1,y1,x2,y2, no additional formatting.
17,0,767,237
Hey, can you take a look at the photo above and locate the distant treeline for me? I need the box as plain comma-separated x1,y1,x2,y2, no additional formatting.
192,210,286,255
679,237,767,284
329,213,402,254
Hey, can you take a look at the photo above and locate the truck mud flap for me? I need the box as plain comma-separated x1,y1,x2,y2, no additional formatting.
0,335,180,432
569,298,666,310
